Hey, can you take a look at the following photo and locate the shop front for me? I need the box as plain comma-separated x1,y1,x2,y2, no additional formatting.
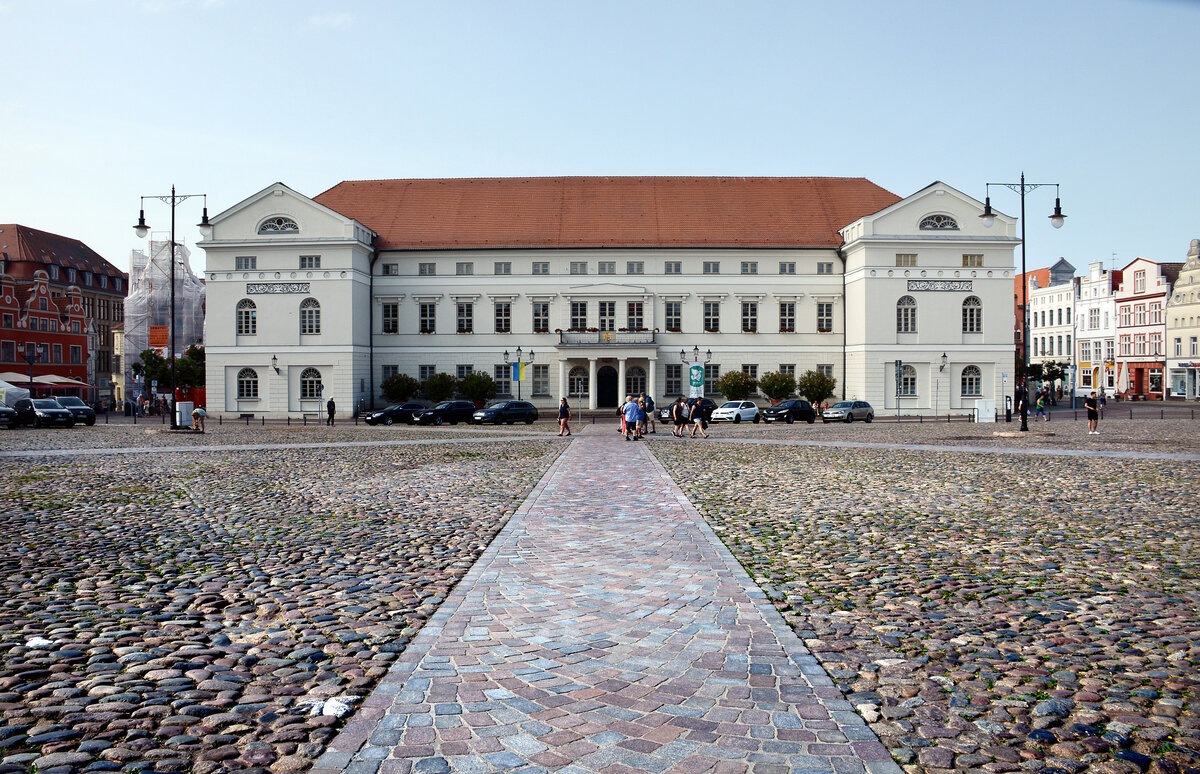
1168,361,1200,400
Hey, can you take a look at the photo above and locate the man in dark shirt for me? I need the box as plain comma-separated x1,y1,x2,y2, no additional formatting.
1084,391,1100,435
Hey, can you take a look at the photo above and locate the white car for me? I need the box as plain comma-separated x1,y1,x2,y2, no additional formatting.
822,400,874,423
709,400,760,423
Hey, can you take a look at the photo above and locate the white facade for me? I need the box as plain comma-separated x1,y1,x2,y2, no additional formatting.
202,180,1019,418
1166,239,1200,399
1075,261,1119,397
1027,269,1079,391
840,184,1019,415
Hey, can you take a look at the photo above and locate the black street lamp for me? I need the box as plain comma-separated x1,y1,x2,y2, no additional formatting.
133,186,210,428
23,343,41,397
503,346,534,400
980,173,1066,431
678,346,713,364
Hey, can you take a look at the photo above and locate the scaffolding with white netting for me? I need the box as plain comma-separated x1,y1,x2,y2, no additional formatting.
122,239,206,397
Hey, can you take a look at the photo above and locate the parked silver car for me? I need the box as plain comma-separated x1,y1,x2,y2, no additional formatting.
822,400,874,423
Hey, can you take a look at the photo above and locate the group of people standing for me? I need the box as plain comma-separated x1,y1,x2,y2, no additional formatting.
620,394,655,440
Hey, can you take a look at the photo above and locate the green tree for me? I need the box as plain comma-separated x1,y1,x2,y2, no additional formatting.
1024,362,1045,383
713,370,757,401
458,371,498,404
421,372,458,403
381,373,420,403
796,370,837,407
757,371,796,402
175,346,205,389
131,346,205,393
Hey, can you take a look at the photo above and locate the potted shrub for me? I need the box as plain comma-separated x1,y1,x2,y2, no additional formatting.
459,371,498,408
758,371,796,405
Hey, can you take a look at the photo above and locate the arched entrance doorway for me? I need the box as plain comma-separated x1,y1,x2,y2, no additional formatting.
597,365,619,407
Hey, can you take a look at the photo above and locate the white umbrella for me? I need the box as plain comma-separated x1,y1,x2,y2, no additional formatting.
1117,363,1130,394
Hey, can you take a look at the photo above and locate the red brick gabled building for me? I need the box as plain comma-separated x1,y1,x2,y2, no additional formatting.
0,225,127,399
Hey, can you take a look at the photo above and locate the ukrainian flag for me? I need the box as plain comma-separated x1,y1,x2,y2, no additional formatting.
511,362,527,382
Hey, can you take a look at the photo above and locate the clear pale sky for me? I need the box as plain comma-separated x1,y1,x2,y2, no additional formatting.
2,0,1197,276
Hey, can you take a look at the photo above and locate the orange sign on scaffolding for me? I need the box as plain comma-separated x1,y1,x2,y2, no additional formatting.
148,325,168,347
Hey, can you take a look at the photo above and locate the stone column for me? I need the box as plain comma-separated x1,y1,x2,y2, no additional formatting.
588,358,598,411
558,359,567,401
618,357,627,402
648,357,657,400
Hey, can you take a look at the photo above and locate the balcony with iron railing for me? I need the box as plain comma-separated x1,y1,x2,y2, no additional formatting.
557,329,656,346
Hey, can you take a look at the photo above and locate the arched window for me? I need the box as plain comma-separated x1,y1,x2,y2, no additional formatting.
900,364,917,396
962,296,982,333
299,298,321,335
237,368,259,399
961,365,982,396
258,216,299,234
625,366,646,397
897,296,917,333
568,366,589,397
919,214,959,230
236,298,257,336
300,367,323,399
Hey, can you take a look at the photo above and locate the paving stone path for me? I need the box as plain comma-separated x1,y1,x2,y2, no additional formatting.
313,433,901,774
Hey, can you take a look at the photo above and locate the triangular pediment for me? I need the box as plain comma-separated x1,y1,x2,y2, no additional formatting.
205,182,375,244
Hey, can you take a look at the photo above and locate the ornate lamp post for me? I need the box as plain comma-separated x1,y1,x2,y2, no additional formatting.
980,173,1066,431
503,346,534,400
133,187,210,428
23,343,41,397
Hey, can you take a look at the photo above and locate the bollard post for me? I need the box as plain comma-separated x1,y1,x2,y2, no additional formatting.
1161,409,1164,420
218,415,222,425
303,414,307,426
262,417,265,426
1130,409,1133,420
287,416,290,426
245,416,250,426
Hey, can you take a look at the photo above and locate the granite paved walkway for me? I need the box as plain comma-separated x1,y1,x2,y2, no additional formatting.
312,432,900,774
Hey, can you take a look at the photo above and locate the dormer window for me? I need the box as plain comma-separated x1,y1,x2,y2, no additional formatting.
258,217,299,234
919,214,959,230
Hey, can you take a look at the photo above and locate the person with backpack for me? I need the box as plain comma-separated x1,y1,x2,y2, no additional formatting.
642,393,656,434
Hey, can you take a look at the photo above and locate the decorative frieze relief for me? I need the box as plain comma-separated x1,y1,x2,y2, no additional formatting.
247,282,310,294
907,279,972,292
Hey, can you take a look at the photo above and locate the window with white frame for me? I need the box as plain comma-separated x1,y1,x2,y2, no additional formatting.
259,216,298,234
625,366,646,397
599,261,616,275
1080,341,1091,362
1150,332,1162,356
418,262,435,275
962,296,982,333
665,364,681,396
817,364,833,378
1081,369,1092,387
665,261,682,275
570,301,587,329
382,364,399,383
741,262,758,275
382,302,399,334
896,296,917,333
456,262,473,276
741,364,758,380
299,255,321,269
494,364,511,396
1135,334,1146,356
817,262,833,274
237,368,259,399
1089,308,1099,329
1134,270,1146,293
532,364,549,396
817,302,834,333
962,254,983,268
779,364,795,378
570,261,587,275
960,365,982,396
494,261,511,275
569,366,589,397
704,364,720,395
419,303,436,333
1150,302,1162,324
703,302,720,332
919,214,958,230
900,364,917,396
598,301,615,331
300,367,323,399
1119,305,1131,327
457,302,474,333
235,256,257,271
1192,337,1198,357
703,261,720,274
299,298,321,334
236,298,257,335
1066,307,1071,324
494,302,511,333
741,301,757,332
779,262,796,274
384,263,400,275
1067,334,1072,356
665,301,681,331
627,261,644,275
1174,337,1183,357
779,302,795,331
627,301,644,330
532,302,549,332
1105,340,1114,361
456,364,473,379
895,254,917,267
532,261,550,275
1135,304,1146,325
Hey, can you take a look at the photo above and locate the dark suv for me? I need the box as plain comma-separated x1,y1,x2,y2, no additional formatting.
761,399,816,424
414,400,477,425
13,398,75,428
472,400,539,425
56,396,97,426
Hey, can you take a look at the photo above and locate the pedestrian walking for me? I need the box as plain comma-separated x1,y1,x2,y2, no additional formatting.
557,397,572,436
1084,391,1100,434
326,396,336,426
635,397,647,439
1099,391,1107,418
623,397,640,441
671,397,686,437
643,393,656,433
688,398,709,438
618,394,632,435
1035,393,1047,422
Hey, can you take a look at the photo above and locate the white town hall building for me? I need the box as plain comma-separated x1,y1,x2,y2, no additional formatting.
199,177,1019,418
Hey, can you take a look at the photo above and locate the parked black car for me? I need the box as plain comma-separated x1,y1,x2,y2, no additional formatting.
414,400,477,425
56,396,97,426
364,402,427,426
0,403,17,429
658,397,718,423
761,398,817,424
472,400,538,425
13,398,75,428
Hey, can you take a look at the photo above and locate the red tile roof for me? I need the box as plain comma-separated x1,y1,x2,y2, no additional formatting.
0,224,126,281
313,177,900,250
